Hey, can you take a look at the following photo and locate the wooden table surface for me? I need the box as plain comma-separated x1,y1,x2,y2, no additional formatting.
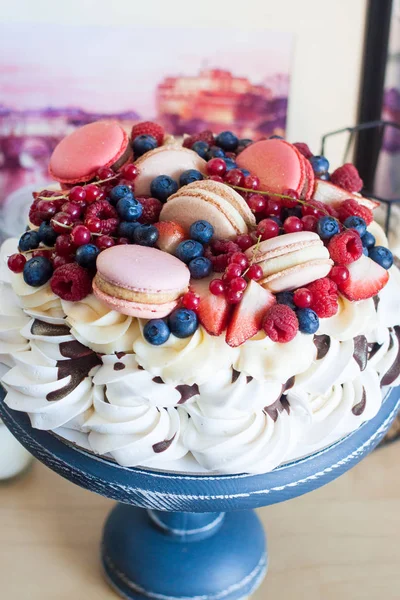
1,442,399,600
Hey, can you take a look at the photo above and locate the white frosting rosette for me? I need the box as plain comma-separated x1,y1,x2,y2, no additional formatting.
10,274,65,323
318,295,377,341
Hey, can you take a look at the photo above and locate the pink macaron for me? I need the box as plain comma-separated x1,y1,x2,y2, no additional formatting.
93,245,190,318
49,121,132,184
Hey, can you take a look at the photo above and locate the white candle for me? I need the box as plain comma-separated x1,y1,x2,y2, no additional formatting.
0,419,33,480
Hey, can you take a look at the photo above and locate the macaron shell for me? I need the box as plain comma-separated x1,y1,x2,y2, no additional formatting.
93,280,178,318
189,180,256,227
245,231,323,263
261,260,333,293
49,121,130,184
301,153,315,200
236,139,305,195
133,147,207,196
257,244,330,278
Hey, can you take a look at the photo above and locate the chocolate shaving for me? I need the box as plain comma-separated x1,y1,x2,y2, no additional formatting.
176,383,199,404
113,362,125,371
152,433,176,454
353,335,368,371
313,334,331,360
373,295,380,311
283,376,295,392
368,342,382,361
152,376,164,384
264,395,290,422
352,387,366,416
231,369,241,384
47,351,101,402
381,326,400,385
31,319,70,337
246,375,253,384
59,340,93,359
115,351,126,359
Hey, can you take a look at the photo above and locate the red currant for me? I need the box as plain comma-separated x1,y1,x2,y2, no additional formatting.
229,277,247,292
229,252,249,270
96,167,115,180
301,215,318,232
36,200,57,221
236,234,254,251
225,169,245,187
84,184,104,204
70,225,91,246
207,158,226,177
97,235,115,250
182,291,200,311
69,186,86,203
117,237,130,245
329,265,350,285
7,253,26,273
209,175,224,183
247,194,267,214
209,279,225,296
51,212,73,233
247,264,263,280
225,288,244,304
283,216,303,234
55,234,75,256
293,288,313,308
257,218,279,240
120,163,139,182
53,254,74,269
85,217,102,233
32,249,52,260
243,174,260,190
282,188,299,208
225,152,236,160
265,198,281,217
223,263,243,281
62,202,82,220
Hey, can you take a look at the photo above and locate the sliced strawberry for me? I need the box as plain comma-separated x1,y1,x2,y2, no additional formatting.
190,275,232,336
339,254,389,301
155,221,186,254
313,180,378,211
226,280,276,347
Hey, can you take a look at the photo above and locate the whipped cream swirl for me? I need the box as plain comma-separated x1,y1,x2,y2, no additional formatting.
318,296,377,341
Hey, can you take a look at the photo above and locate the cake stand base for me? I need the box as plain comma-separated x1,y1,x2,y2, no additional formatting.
102,505,267,600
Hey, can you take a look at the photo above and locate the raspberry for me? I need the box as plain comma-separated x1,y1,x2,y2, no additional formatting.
50,263,92,301
330,164,363,193
85,200,119,234
210,239,241,255
293,142,313,159
328,230,363,265
262,304,299,343
211,254,231,272
338,199,373,226
307,277,339,318
183,130,215,149
137,197,163,224
131,121,164,146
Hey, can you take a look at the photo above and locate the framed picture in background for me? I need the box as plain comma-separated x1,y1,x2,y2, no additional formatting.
0,23,293,240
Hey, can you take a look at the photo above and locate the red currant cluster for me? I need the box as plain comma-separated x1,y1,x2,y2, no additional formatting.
208,252,262,304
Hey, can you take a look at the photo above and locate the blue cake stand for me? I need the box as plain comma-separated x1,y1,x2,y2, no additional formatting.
1,387,399,600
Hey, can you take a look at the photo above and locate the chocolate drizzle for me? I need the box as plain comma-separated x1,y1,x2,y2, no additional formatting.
381,326,400,385
176,383,199,404
152,376,164,384
231,369,240,384
31,319,70,337
264,396,290,422
373,295,380,311
113,362,125,371
152,433,176,454
353,335,368,371
368,342,382,361
283,376,295,392
313,335,331,360
246,375,253,384
115,351,126,359
352,387,366,416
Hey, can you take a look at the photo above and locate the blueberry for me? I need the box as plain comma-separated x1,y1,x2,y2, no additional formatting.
143,319,171,346
168,308,198,338
19,230,40,252
189,220,214,244
188,256,212,279
309,155,330,175
269,216,282,227
297,308,319,334
150,175,179,202
276,291,296,310
116,197,143,222
317,216,340,239
133,224,159,247
109,185,134,204
175,240,204,263
237,139,253,153
361,231,376,249
362,246,369,256
117,221,140,240
23,256,53,287
268,135,284,139
343,216,367,238
75,244,100,269
38,222,58,246
207,145,226,159
191,141,209,159
179,169,204,187
215,131,239,152
240,169,251,177
224,158,238,171
132,134,157,157
368,246,393,270
282,206,302,220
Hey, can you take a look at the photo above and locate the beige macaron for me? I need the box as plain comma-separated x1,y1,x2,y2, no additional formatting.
134,146,207,196
159,179,256,239
245,231,333,293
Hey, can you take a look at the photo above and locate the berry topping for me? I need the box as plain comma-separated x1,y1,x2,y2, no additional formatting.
368,246,393,270
223,263,243,281
116,196,143,222
179,169,204,186
96,235,115,250
96,166,115,180
132,224,159,247
257,218,280,240
281,188,299,209
338,254,389,301
136,197,163,224
276,291,296,310
283,216,303,234
62,202,82,220
309,155,329,175
316,216,339,240
330,163,363,193
247,193,267,215
206,158,227,177
38,222,58,246
70,224,91,247
150,175,179,202
84,184,104,204
328,230,363,265
50,263,92,301
143,319,171,346
191,276,231,335
293,142,313,159
155,221,186,254
191,141,209,159
85,200,119,235
215,131,239,152
301,215,318,232
246,264,263,281
209,279,225,296
338,199,373,226
7,253,26,273
85,217,102,233
19,230,40,252
132,134,158,157
229,252,249,270
361,231,375,249
183,130,215,149
23,256,53,287
36,200,57,221
69,186,86,203
306,277,338,318
228,276,247,292
235,234,254,251
55,234,75,257
225,288,244,304
182,291,200,312
207,146,226,159
243,174,260,191
224,168,245,187
297,308,319,334
131,121,164,146
189,256,213,279
293,288,313,309
120,163,139,182
189,220,214,244
117,221,140,240
329,265,349,285
75,244,100,269
175,240,204,263
168,308,198,338
343,216,367,238
262,304,298,343
109,185,134,204
51,212,73,233
237,138,253,153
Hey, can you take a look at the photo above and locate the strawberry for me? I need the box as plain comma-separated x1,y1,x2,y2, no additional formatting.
155,221,186,254
190,275,232,336
131,121,164,146
338,255,389,301
226,280,276,347
312,180,378,211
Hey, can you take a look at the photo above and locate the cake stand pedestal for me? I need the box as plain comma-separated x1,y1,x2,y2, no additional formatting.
1,388,399,600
